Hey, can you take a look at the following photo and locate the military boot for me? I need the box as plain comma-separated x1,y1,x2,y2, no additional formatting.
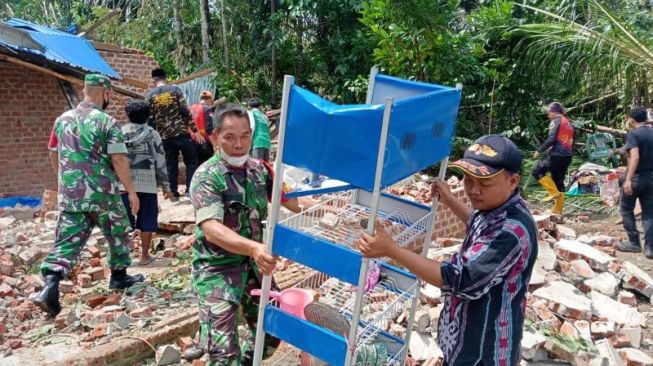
30,271,63,317
108,269,145,290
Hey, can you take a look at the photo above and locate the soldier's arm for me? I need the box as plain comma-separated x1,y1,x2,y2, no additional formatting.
191,169,275,273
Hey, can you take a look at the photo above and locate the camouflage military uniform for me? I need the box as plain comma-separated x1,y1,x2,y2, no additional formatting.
190,154,280,366
41,96,133,277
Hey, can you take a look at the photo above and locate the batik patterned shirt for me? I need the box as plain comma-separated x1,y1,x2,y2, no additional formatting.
47,102,127,212
437,192,537,366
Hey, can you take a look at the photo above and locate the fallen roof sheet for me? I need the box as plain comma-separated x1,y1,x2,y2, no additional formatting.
0,18,121,79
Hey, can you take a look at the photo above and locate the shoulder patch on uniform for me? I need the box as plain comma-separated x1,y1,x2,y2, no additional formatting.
548,121,555,130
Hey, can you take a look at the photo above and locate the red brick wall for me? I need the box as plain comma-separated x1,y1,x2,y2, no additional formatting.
0,61,66,197
0,45,158,198
96,45,159,125
433,186,469,239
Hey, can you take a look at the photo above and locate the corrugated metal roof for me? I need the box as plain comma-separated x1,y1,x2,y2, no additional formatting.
0,18,121,79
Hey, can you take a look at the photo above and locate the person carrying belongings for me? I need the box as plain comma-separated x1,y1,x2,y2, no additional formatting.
356,135,538,366
120,100,174,265
32,74,145,317
531,102,574,215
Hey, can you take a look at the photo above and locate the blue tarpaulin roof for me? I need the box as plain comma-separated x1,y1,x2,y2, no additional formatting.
0,18,121,79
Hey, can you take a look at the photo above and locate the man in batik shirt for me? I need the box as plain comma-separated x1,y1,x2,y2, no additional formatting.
356,135,537,366
32,74,145,317
189,104,311,365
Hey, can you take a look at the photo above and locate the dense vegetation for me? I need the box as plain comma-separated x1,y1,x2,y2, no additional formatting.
2,0,652,154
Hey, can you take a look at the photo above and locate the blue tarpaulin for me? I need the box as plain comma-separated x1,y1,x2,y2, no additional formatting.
1,18,121,79
282,74,461,190
0,196,41,208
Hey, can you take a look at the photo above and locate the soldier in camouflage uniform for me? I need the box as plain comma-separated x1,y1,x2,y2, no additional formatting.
31,74,145,317
189,104,309,365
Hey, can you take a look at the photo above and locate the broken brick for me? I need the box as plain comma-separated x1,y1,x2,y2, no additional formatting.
618,290,638,306
532,281,592,320
6,339,22,349
85,294,107,309
0,323,6,335
0,261,13,276
88,246,101,258
0,283,13,297
84,267,105,281
610,333,631,348
163,248,176,258
554,239,616,271
18,247,41,266
176,336,193,352
78,274,92,288
103,292,121,306
621,261,653,298
24,275,44,289
130,306,152,318
591,321,617,339
619,348,653,366
191,360,206,366
91,323,110,339
59,280,74,294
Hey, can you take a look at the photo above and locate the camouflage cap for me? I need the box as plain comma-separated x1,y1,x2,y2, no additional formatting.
84,74,112,89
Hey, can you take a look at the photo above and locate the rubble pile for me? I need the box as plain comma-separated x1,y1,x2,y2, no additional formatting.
522,214,653,366
0,213,199,359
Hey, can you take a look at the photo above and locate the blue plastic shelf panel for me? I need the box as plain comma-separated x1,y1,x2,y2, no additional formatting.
263,305,348,366
272,224,363,285
282,74,461,191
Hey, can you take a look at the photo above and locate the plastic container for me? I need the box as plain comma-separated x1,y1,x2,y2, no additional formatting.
251,288,314,319
600,172,620,207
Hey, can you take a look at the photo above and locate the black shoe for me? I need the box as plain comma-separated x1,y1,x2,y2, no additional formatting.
29,271,62,317
109,269,145,290
616,241,642,253
181,346,205,360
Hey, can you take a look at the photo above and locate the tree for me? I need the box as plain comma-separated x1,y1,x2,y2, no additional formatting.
514,0,653,112
199,0,210,64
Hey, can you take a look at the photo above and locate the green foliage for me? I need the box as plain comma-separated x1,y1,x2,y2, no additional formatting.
4,0,649,150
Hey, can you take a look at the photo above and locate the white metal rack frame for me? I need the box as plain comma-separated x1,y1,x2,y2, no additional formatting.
253,69,462,366
279,190,432,256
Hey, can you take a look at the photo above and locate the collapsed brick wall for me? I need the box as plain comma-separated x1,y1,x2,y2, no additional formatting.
0,61,66,197
0,46,158,198
433,186,469,239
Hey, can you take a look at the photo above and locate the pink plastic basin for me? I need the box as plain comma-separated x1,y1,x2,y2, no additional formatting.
250,288,314,319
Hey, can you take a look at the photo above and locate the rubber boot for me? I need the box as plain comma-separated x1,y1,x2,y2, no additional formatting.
538,176,561,202
30,271,62,317
109,268,145,290
551,194,565,215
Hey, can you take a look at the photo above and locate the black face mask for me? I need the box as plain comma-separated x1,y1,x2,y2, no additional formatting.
102,95,110,110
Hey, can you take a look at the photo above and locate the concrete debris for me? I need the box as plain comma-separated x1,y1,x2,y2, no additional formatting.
595,339,626,366
156,345,181,366
621,261,653,298
557,225,577,239
408,331,443,361
532,281,593,320
521,327,547,360
554,239,616,272
619,348,653,366
590,291,646,327
584,272,619,296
